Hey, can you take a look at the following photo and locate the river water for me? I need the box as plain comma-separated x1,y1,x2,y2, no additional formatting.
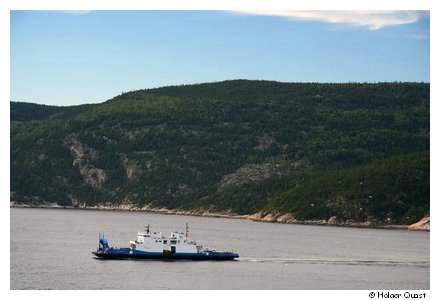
10,207,429,289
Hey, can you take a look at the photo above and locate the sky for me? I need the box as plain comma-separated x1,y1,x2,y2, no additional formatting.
2,6,438,298
10,10,430,106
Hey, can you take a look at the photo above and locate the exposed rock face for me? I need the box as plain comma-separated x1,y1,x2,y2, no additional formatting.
244,211,428,230
245,212,296,223
255,133,277,150
408,216,430,231
79,166,108,189
219,163,282,191
65,136,99,164
64,136,108,189
121,156,141,180
327,216,339,225
125,164,139,179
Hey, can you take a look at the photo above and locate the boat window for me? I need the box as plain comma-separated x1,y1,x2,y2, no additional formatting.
171,240,177,245
163,240,167,244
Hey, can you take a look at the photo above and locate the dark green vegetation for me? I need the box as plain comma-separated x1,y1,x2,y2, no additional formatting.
11,102,95,121
11,80,429,224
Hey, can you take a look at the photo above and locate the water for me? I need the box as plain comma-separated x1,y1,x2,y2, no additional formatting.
10,208,429,289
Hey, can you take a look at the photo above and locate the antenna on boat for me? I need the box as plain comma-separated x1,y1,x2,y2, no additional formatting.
185,223,189,238
146,224,150,233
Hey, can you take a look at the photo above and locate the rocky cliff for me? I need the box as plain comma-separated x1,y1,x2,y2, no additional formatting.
10,80,430,226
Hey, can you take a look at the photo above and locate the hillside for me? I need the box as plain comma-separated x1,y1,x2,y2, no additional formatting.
11,102,95,121
10,80,430,225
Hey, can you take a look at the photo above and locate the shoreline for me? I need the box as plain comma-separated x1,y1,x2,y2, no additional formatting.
10,202,430,231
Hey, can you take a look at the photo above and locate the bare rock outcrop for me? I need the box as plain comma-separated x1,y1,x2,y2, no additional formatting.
64,136,108,189
121,156,142,180
218,163,282,191
255,133,277,150
408,216,430,231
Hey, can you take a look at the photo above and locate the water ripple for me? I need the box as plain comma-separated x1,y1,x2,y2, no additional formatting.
238,258,429,268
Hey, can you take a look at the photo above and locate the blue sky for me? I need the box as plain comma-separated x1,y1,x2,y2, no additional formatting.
10,10,430,106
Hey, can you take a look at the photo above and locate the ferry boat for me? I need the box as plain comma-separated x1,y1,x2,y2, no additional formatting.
92,224,239,260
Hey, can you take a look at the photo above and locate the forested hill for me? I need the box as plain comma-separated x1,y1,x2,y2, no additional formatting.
11,102,95,121
10,80,430,225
